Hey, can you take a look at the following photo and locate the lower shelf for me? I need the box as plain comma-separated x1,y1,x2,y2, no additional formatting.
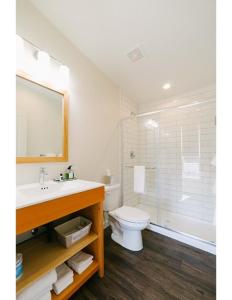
16,232,98,294
52,260,99,300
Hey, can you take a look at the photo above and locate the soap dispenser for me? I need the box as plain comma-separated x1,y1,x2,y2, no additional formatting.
67,165,74,179
63,168,69,180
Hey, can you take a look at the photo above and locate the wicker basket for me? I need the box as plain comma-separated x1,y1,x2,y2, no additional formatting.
54,216,92,248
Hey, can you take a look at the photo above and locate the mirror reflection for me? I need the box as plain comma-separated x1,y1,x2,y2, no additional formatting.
16,76,63,158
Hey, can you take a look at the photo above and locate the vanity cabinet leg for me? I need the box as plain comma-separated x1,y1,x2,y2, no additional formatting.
80,200,105,278
46,222,53,242
97,201,104,278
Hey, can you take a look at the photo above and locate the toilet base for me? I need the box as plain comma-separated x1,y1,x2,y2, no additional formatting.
111,229,143,251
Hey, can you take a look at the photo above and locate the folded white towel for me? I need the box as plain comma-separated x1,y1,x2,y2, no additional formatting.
56,263,73,283
77,260,93,274
53,275,73,295
17,270,57,300
68,259,93,274
134,166,145,193
67,251,93,274
67,251,93,268
68,257,92,269
53,263,74,295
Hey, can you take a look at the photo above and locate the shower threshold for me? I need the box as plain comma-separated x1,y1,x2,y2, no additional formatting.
135,203,216,254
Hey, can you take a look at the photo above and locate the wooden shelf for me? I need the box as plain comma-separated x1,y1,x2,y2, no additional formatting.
52,260,99,300
16,187,104,299
16,232,98,294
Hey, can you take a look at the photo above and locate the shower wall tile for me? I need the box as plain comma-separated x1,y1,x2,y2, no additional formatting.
121,87,216,228
137,87,216,224
120,94,139,206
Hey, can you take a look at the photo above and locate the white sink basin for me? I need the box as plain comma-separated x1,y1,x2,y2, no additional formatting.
17,179,104,209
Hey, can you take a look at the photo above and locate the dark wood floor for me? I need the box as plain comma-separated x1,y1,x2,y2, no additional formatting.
71,228,216,300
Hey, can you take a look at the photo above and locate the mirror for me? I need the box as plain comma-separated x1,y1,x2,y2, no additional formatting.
16,73,68,163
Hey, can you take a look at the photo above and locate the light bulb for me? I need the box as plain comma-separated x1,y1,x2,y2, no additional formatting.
37,51,50,64
35,50,51,81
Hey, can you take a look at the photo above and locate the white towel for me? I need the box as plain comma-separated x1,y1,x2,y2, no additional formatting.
68,259,93,274
17,270,57,300
53,276,73,295
67,251,93,274
134,166,145,193
55,263,73,283
68,256,92,267
53,263,74,295
67,251,93,268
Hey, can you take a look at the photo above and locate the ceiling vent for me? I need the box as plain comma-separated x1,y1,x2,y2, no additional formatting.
127,47,144,62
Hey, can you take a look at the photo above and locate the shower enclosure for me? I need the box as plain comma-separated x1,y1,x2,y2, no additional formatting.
121,96,216,244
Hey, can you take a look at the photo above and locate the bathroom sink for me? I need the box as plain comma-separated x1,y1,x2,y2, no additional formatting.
17,179,104,209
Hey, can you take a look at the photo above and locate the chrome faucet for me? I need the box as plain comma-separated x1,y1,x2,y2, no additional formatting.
39,167,48,185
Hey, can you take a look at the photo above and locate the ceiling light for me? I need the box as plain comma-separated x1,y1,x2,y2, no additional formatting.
162,83,171,90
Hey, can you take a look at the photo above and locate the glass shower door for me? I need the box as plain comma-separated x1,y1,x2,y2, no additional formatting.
137,100,216,243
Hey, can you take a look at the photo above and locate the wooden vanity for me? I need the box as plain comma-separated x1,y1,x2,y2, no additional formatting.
16,185,104,300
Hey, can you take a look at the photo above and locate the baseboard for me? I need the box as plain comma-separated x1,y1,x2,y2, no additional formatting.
147,223,216,255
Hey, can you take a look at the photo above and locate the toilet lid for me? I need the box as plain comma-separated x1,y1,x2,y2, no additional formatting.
114,206,150,223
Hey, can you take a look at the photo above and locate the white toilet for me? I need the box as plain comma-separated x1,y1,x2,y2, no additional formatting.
104,184,150,251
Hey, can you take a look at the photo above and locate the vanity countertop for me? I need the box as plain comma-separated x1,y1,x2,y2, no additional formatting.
16,179,104,209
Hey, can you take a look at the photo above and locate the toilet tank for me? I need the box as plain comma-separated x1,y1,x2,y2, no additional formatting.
104,184,121,212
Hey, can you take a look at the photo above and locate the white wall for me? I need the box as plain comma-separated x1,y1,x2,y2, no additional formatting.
16,0,121,184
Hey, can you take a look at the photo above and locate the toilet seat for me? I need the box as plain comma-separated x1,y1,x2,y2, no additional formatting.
112,206,150,223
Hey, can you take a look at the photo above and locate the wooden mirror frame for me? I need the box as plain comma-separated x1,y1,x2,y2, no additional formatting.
16,71,68,164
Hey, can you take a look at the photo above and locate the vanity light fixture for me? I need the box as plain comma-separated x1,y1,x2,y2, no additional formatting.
162,83,171,90
37,51,50,65
35,50,51,81
16,36,69,91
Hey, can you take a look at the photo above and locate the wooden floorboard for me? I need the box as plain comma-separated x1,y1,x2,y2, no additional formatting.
71,228,216,300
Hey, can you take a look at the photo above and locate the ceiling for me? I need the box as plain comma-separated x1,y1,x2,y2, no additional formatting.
30,0,215,103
